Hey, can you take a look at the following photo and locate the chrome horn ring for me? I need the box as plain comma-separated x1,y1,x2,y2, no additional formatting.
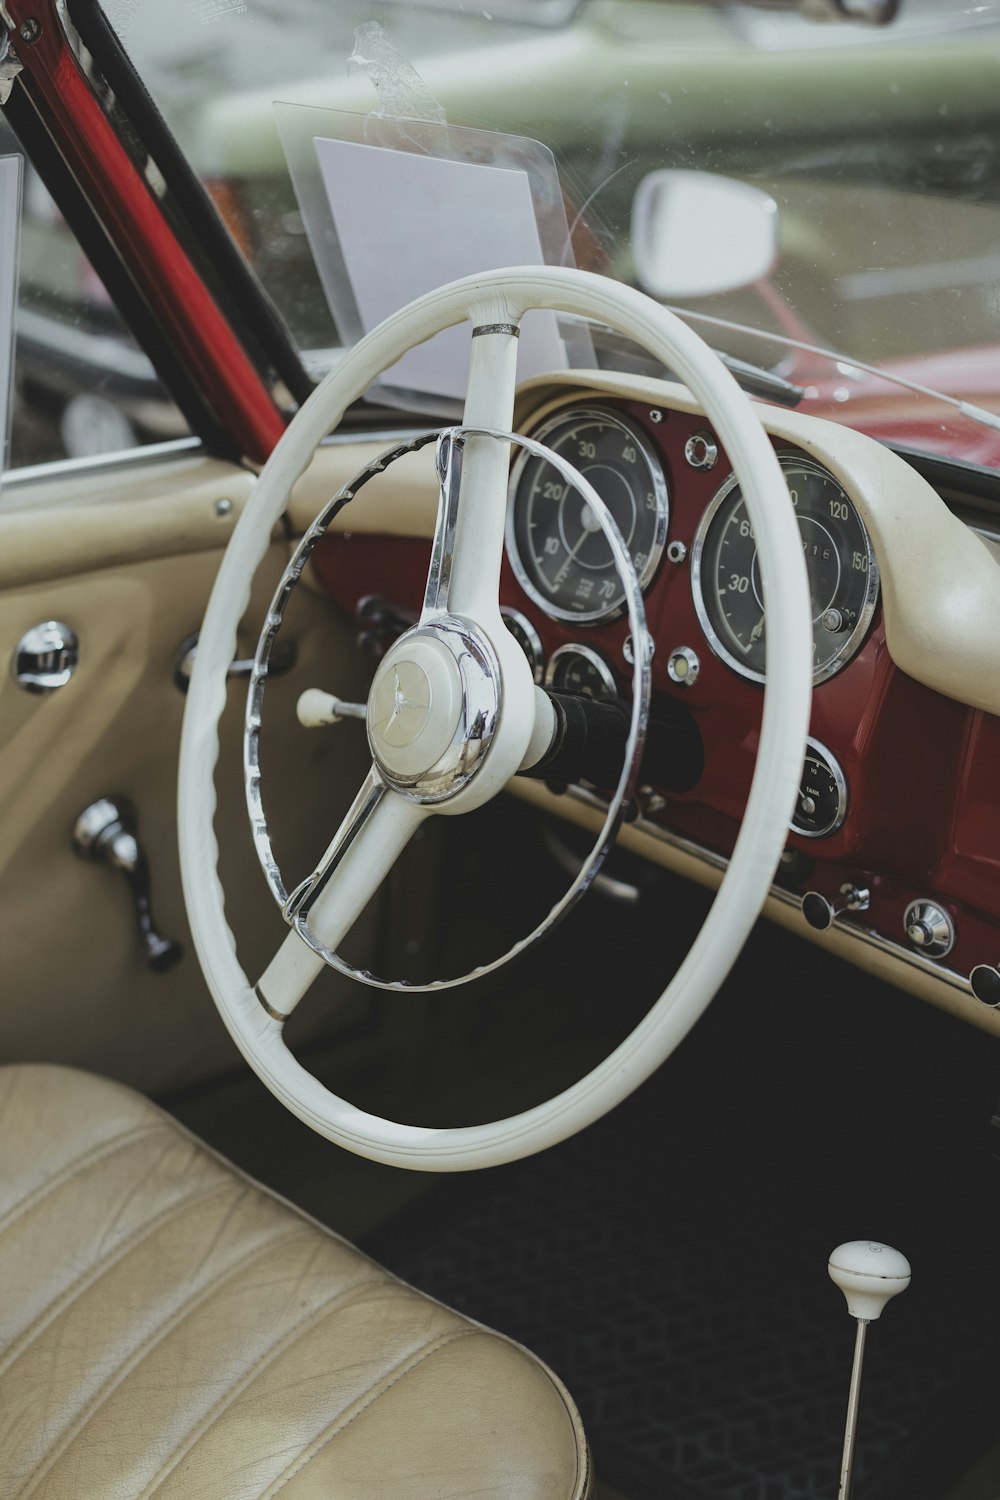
245,424,652,993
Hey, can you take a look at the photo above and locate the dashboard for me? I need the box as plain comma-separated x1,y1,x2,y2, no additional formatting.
305,371,1000,1038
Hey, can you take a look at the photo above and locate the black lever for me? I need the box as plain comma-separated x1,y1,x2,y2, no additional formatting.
72,797,183,973
521,690,703,795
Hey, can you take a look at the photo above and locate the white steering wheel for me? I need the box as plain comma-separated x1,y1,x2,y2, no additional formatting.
179,265,812,1171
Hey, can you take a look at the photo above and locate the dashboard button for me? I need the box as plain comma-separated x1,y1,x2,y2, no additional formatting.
903,901,954,958
667,646,700,686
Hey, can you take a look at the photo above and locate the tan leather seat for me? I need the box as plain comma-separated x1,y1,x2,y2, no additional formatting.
0,1065,590,1499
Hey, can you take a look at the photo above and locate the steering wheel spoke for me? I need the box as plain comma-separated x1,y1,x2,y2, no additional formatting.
420,428,463,619
255,769,426,1018
420,323,520,625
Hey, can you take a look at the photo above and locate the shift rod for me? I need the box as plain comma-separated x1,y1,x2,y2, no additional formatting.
827,1241,911,1500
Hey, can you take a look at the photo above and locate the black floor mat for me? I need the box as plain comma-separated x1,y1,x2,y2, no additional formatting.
364,919,1000,1500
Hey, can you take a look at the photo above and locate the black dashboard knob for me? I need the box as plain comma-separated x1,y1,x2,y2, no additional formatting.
801,883,870,932
970,965,1000,1007
802,892,835,931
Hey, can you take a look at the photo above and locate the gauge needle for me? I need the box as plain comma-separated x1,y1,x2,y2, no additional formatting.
748,613,766,648
548,506,602,592
548,529,589,592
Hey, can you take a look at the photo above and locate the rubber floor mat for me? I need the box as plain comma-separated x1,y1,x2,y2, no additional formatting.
364,935,1000,1500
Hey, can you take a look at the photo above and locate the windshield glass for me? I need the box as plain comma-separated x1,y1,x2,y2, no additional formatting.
110,0,1000,465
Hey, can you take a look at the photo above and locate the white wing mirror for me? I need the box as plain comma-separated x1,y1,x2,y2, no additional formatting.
632,170,779,300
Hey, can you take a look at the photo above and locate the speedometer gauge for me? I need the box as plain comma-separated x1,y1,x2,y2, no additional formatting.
506,407,669,624
691,456,879,684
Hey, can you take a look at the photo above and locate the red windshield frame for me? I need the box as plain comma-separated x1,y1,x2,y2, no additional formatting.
2,0,286,465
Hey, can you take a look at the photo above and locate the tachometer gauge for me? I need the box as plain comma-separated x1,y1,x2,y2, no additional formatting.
691,456,879,684
506,407,669,624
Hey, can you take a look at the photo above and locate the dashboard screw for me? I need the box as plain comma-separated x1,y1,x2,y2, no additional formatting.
648,408,664,424
214,497,233,517
18,17,40,41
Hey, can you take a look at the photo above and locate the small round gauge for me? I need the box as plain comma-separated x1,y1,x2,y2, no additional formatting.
507,406,669,625
544,644,618,702
500,607,544,684
791,738,848,838
691,456,879,684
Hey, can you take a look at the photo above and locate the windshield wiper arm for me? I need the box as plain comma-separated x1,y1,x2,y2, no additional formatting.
675,307,1000,435
715,351,804,408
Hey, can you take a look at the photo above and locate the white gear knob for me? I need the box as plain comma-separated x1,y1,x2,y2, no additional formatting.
828,1240,911,1321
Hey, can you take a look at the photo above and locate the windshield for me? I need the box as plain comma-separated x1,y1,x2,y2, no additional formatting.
105,0,1000,463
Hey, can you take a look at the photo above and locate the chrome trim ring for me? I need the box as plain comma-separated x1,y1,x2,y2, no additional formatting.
684,431,718,471
500,606,545,684
690,455,880,686
903,899,956,959
472,322,520,338
366,618,502,803
245,424,651,994
544,642,618,701
506,405,669,626
791,736,849,839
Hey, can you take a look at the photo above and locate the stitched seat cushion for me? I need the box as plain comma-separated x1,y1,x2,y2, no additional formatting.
0,1065,590,1499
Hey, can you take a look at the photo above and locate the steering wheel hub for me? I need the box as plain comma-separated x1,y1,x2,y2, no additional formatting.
367,620,501,800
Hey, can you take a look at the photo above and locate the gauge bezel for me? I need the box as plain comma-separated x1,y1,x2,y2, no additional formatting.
506,405,670,626
544,643,619,701
500,606,545,684
791,735,849,839
690,455,880,686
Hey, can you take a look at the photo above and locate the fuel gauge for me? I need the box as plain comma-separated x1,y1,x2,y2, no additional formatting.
792,738,848,839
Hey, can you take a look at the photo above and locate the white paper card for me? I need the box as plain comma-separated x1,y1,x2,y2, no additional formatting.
313,136,567,401
0,157,21,483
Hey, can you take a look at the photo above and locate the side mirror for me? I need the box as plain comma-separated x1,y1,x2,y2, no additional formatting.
632,170,779,300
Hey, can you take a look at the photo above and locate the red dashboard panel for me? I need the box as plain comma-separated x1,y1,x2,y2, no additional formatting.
309,399,1000,1001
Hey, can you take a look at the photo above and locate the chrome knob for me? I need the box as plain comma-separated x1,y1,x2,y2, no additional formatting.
72,798,183,973
13,620,79,693
683,432,718,470
802,882,870,932
903,900,954,958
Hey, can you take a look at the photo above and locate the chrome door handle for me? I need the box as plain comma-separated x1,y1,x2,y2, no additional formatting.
13,620,79,693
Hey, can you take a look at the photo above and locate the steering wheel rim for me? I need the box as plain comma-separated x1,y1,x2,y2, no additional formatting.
179,265,812,1171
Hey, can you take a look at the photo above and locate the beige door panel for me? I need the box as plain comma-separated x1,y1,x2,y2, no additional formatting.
0,452,377,1096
